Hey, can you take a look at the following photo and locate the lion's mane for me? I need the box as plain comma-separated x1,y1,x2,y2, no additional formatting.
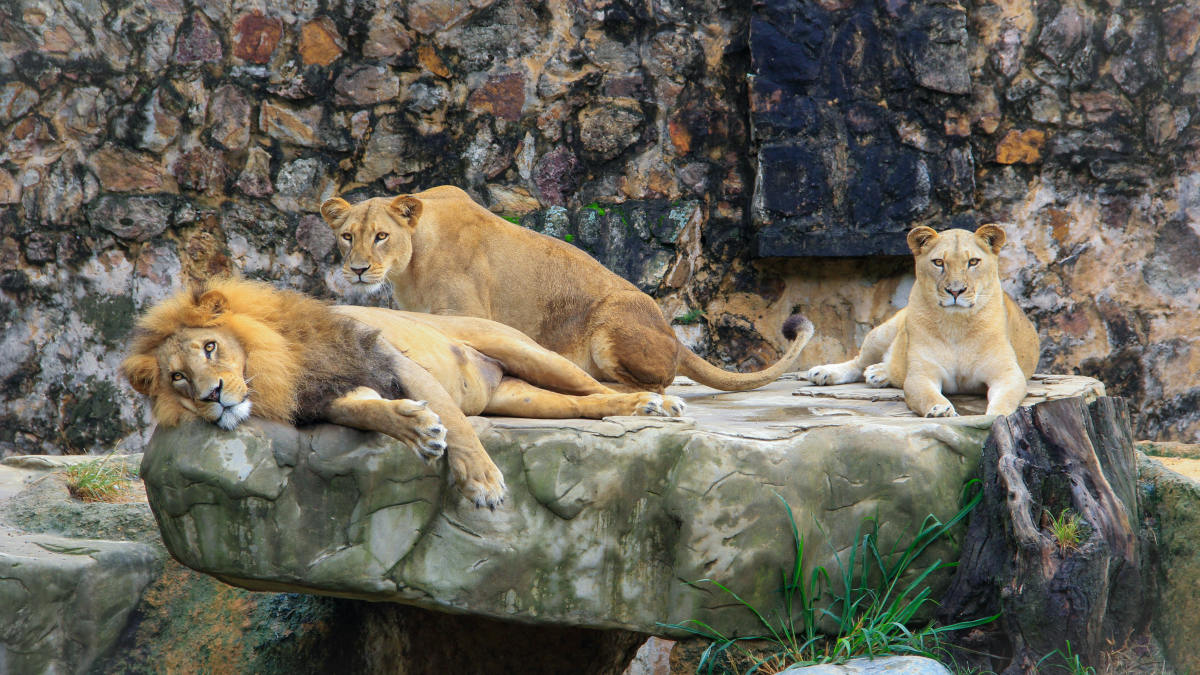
122,277,406,427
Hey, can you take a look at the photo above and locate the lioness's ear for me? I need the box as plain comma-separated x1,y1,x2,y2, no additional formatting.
320,198,352,227
907,226,939,255
121,354,159,395
196,290,229,319
975,224,1006,253
388,196,422,225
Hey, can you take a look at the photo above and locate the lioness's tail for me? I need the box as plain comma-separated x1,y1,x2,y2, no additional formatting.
677,314,814,391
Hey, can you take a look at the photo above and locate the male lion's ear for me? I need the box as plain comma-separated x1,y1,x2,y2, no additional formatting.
121,354,159,395
196,290,229,319
907,226,939,255
388,196,422,225
975,224,1006,253
320,198,352,227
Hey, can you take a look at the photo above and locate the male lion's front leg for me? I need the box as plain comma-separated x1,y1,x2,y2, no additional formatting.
325,387,448,460
484,378,687,418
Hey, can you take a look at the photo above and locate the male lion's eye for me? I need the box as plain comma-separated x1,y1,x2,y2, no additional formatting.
932,259,944,268
341,233,352,242
171,372,186,382
375,232,388,242
204,341,216,355
968,258,981,267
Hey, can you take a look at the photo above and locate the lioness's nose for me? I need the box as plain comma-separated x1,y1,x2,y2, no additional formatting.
947,287,965,298
203,380,223,402
351,265,369,277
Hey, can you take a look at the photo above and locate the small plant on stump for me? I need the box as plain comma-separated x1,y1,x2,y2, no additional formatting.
660,482,996,674
1043,509,1086,552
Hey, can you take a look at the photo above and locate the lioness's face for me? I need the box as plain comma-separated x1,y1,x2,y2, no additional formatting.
908,225,1006,310
157,326,252,430
320,196,421,295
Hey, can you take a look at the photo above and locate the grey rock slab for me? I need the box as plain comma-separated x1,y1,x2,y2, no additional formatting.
780,655,952,674
0,528,158,675
141,375,1104,636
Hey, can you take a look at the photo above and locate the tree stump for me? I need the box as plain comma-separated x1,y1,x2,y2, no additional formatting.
938,397,1146,673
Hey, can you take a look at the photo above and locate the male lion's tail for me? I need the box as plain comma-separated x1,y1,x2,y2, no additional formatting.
677,314,814,391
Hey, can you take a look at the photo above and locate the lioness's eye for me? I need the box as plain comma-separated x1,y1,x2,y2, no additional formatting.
171,372,185,382
341,233,352,242
932,259,944,268
204,341,216,354
375,232,388,242
968,258,980,267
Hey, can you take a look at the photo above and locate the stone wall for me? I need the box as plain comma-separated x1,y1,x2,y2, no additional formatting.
1,0,1197,455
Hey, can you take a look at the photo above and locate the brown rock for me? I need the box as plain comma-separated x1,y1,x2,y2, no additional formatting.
418,43,450,78
668,114,692,155
1148,103,1189,146
532,147,579,207
467,72,525,122
578,98,644,160
173,147,229,195
1070,91,1132,124
334,65,399,106
995,129,1045,164
236,147,274,197
407,0,477,35
1163,4,1200,63
295,214,335,260
0,168,19,204
41,24,77,53
970,85,1001,134
233,12,282,64
173,14,223,64
90,146,169,193
260,100,323,147
364,18,413,61
207,85,251,149
300,17,343,67
139,88,181,152
53,86,107,137
0,82,39,124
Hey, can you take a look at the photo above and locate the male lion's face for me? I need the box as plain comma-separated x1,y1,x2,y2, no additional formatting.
907,225,1006,310
155,326,252,430
320,196,422,295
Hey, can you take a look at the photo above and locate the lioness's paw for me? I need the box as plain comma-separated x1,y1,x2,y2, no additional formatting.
392,399,447,461
864,364,890,388
660,395,687,417
925,403,958,418
806,364,860,386
632,393,688,417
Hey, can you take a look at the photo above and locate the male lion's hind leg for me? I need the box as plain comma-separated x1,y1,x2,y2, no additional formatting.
484,378,686,419
325,387,448,461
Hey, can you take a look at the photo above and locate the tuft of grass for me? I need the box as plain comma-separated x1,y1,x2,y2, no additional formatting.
501,214,522,224
564,233,575,243
661,481,994,674
583,201,606,216
1037,640,1096,675
64,454,138,502
673,308,704,325
1045,509,1085,552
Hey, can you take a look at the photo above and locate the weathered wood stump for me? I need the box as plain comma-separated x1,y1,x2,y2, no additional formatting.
938,397,1146,673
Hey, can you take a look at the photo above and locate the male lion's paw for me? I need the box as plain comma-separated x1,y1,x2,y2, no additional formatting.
393,399,447,461
925,403,958,418
864,364,890,388
459,461,507,510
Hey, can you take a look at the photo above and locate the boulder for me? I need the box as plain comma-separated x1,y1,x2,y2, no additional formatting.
141,374,1104,637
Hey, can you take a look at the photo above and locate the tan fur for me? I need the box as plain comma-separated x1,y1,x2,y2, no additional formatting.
121,278,687,508
320,185,813,392
805,225,1039,417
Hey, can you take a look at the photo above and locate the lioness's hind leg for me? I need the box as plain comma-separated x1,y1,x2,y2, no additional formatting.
326,387,448,460
484,379,686,419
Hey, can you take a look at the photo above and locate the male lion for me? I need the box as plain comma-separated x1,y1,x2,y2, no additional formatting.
805,225,1039,417
320,186,813,393
120,278,687,508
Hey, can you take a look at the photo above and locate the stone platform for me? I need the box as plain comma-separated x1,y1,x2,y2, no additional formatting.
141,374,1104,637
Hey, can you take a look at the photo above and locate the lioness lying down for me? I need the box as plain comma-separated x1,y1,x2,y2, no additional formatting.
806,225,1039,417
320,186,813,393
120,278,686,508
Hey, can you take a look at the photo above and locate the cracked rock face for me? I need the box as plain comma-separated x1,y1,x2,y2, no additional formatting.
142,375,1102,635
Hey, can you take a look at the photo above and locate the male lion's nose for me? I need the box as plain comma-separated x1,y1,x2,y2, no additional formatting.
203,380,223,403
351,265,369,278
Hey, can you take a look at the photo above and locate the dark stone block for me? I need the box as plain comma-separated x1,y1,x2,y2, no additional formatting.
757,143,829,218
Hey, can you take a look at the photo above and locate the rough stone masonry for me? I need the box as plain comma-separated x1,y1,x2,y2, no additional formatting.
0,0,1197,456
